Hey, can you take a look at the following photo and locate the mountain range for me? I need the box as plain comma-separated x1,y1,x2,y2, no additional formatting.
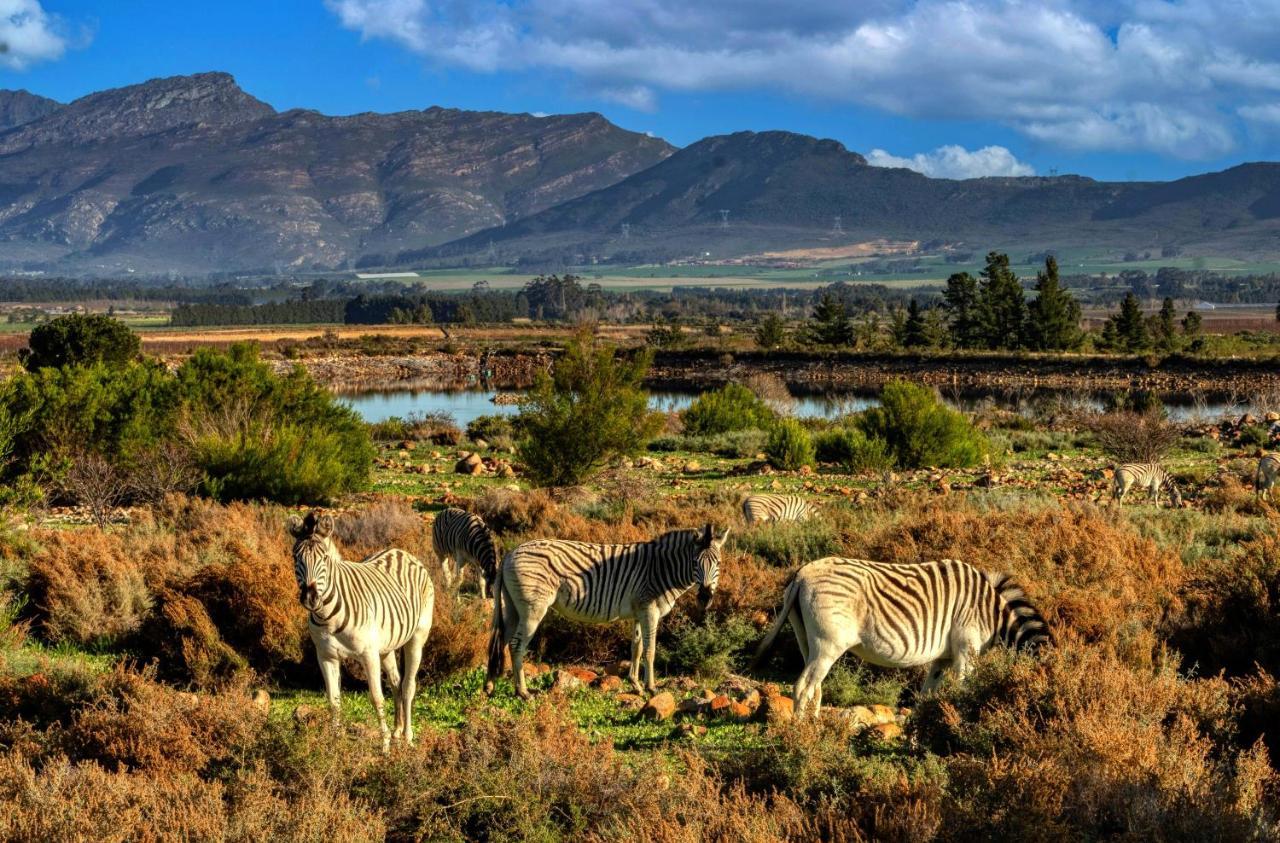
1,72,1279,276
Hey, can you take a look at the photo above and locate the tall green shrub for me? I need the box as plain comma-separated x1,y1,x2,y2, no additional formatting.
857,380,987,468
814,427,893,472
20,313,142,371
517,331,663,487
681,383,775,436
765,419,816,471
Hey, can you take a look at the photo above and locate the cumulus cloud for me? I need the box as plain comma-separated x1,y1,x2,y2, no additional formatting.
866,145,1035,179
325,0,1280,159
0,0,71,70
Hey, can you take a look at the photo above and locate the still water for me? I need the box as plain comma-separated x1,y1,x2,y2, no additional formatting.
342,387,1245,426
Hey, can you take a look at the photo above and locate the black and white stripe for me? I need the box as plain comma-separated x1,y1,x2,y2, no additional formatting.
742,494,817,525
1257,454,1280,500
1111,462,1182,507
433,507,500,598
288,512,434,751
753,557,1050,716
485,524,730,698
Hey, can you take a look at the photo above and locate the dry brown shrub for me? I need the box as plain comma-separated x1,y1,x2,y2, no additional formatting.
417,586,489,680
473,487,563,535
25,528,153,648
1090,411,1180,462
334,498,429,560
851,496,1183,664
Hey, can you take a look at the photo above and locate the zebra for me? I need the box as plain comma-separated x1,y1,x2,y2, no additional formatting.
742,494,816,525
288,511,434,752
1110,462,1183,507
432,507,501,598
753,557,1050,717
485,524,730,699
1257,454,1280,500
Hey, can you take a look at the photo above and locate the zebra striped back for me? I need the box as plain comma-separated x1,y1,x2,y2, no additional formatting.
1113,462,1182,506
743,494,815,525
290,513,433,648
433,507,500,587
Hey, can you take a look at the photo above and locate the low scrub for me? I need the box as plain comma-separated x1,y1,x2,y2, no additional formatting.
765,419,816,471
813,427,894,472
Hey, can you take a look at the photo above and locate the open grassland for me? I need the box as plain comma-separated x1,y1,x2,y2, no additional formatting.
4,399,1280,839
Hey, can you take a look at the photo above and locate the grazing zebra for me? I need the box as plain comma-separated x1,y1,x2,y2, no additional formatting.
432,507,501,598
742,494,816,525
753,557,1050,717
288,512,434,751
485,524,730,699
1257,454,1280,500
1111,462,1183,507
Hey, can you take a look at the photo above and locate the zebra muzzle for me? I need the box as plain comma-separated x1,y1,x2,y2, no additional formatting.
697,586,714,610
301,582,318,608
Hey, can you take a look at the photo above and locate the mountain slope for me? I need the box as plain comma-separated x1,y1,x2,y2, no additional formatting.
427,132,1280,265
0,73,674,274
0,90,62,131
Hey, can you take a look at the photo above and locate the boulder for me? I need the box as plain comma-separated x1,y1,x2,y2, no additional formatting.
615,693,646,712
846,705,877,727
641,691,677,721
760,693,794,725
551,670,584,693
708,694,732,715
567,667,599,684
869,704,897,725
252,688,271,714
676,697,705,718
742,688,762,713
727,701,752,721
869,722,904,741
596,675,624,693
455,453,484,475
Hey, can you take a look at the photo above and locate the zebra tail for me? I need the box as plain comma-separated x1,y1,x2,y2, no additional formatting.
484,561,506,694
750,577,799,671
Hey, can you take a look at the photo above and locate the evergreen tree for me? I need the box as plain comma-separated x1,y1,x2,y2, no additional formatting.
753,313,786,349
1154,297,1178,352
1103,292,1150,353
807,292,854,347
1025,256,1082,351
942,271,982,348
1182,310,1202,338
902,299,929,348
977,252,1026,349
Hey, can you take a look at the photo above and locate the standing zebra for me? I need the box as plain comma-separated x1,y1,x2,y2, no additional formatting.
742,494,816,525
433,507,501,598
485,524,730,699
1111,462,1183,507
288,512,434,752
753,557,1050,717
1257,454,1280,500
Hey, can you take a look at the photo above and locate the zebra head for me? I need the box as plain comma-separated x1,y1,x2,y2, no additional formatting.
692,523,730,610
288,512,339,611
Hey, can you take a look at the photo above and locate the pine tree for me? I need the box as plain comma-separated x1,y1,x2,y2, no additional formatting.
902,299,929,348
1182,310,1202,338
977,252,1026,349
1026,256,1082,350
1104,292,1150,353
1154,297,1178,352
754,313,786,349
807,293,854,347
942,271,981,348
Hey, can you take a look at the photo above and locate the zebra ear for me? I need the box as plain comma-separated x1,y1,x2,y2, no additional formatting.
286,515,306,538
313,513,335,539
700,523,713,548
715,527,731,548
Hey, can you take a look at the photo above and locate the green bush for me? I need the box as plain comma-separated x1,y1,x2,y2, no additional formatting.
517,332,663,487
857,380,988,469
730,518,840,567
662,614,758,681
368,416,411,441
466,414,514,443
708,429,768,459
680,384,775,436
813,427,893,472
1239,425,1271,448
20,313,141,371
765,419,816,471
176,344,374,504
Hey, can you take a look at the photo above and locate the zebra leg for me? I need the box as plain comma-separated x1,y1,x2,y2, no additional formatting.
381,651,403,743
511,603,549,700
362,650,391,753
318,653,342,727
639,606,661,694
797,644,841,718
440,554,455,590
399,637,425,746
628,622,643,693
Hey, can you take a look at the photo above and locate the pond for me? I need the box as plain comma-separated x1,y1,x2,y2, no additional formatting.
341,386,1252,426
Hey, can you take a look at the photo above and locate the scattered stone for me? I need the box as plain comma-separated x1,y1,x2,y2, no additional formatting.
760,693,794,725
683,460,702,474
674,723,708,739
567,667,599,684
727,701,752,721
552,669,584,693
397,450,410,460
401,440,417,451
596,675,624,693
615,693,646,712
869,722,904,741
641,691,677,721
472,438,489,450
252,689,271,714
742,688,762,713
709,694,732,715
676,697,705,718
455,453,484,475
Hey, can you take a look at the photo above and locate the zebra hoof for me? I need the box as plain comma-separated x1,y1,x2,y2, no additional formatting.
484,680,495,695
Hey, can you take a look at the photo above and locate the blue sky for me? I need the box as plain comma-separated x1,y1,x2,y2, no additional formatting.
4,1,1280,182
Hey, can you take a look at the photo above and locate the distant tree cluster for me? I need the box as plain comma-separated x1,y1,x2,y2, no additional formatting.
939,253,1082,351
1097,293,1202,354
170,299,346,327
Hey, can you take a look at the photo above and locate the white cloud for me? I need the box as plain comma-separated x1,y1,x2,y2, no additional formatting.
0,0,70,69
325,0,1280,159
867,145,1035,179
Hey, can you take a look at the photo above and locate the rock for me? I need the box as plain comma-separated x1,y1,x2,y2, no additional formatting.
252,689,271,714
760,694,794,725
603,661,630,677
674,723,708,739
683,460,702,474
700,688,717,701
869,722,904,741
1047,452,1061,461
799,465,813,476
473,438,489,450
397,450,410,460
567,667,599,684
596,675,624,693
1267,412,1280,423
498,464,516,478
847,705,877,727
641,691,677,721
455,453,484,475
709,694,732,715
718,676,755,697
552,670,584,693
615,693,646,712
677,697,705,718
401,440,417,451
522,662,548,677
742,688,762,713
727,701,752,721
292,704,324,727
869,704,897,725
